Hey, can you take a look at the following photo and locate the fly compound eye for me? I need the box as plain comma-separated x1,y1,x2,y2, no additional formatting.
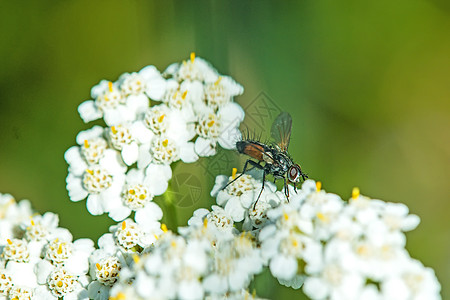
288,165,300,182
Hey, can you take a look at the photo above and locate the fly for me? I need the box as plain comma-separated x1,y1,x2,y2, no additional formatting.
223,112,308,209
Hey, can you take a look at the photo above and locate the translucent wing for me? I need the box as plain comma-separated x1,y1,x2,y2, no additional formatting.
271,112,292,152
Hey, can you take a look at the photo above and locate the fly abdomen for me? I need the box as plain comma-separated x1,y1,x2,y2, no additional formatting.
236,141,265,161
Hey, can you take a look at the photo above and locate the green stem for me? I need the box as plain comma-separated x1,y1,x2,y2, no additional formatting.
162,183,178,231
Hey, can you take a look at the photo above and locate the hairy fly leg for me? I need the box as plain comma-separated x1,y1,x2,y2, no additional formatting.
253,169,267,210
221,159,263,191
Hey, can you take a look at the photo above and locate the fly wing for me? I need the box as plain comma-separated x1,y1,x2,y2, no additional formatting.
270,112,292,152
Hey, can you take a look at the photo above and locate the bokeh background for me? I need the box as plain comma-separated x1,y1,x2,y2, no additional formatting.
0,1,449,298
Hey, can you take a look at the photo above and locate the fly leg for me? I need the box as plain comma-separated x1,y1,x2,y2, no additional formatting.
253,169,267,210
221,160,263,191
283,177,290,201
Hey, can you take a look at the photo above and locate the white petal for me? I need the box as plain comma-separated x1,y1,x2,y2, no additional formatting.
303,277,329,300
179,142,198,163
210,175,228,197
35,259,54,284
90,80,109,98
122,143,139,166
100,149,127,175
86,194,104,215
180,80,204,102
220,75,244,97
146,163,172,181
139,65,160,80
49,228,73,242
34,286,57,300
127,94,149,115
108,205,132,222
228,270,248,291
76,126,104,145
65,252,89,275
6,261,38,287
216,191,231,206
87,281,110,300
66,175,88,202
137,202,163,222
218,126,241,150
402,214,420,231
131,121,154,144
194,137,216,157
78,100,102,123
224,197,245,222
178,280,204,300
134,272,155,298
203,274,227,294
240,192,254,209
73,238,95,255
146,77,167,101
277,274,305,289
97,233,115,250
65,147,88,176
164,63,179,76
137,143,152,169
218,102,245,124
270,255,298,280
104,107,131,126
101,189,123,212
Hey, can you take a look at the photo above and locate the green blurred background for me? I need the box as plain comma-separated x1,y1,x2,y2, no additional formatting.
0,1,449,298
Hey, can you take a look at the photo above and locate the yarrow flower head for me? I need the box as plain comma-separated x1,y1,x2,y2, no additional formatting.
66,53,245,224
0,196,95,300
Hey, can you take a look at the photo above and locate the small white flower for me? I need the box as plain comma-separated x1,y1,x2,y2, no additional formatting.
2,239,30,263
259,203,319,286
181,205,238,246
213,173,275,223
204,76,244,110
203,233,263,295
106,124,139,166
118,72,146,97
0,196,34,246
78,80,148,126
110,218,161,251
65,149,127,219
381,202,420,232
7,286,34,300
144,104,171,135
21,213,65,247
139,65,168,101
303,248,365,300
142,106,197,165
44,266,87,299
194,103,244,156
150,136,179,164
169,54,218,83
381,258,441,300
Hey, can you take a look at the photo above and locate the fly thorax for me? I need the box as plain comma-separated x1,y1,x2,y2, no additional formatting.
262,152,274,164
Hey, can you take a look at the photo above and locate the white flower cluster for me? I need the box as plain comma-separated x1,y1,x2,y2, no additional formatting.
0,193,168,300
108,208,266,300
0,175,442,300
65,53,244,221
0,193,94,300
213,174,442,300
